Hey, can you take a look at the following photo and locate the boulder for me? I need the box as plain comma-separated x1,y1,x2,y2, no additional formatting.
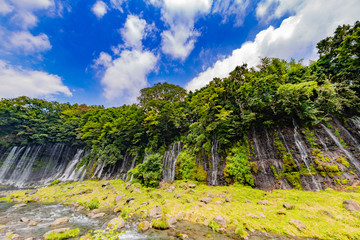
149,206,162,218
199,198,211,204
20,217,30,223
91,213,105,219
246,214,259,219
28,220,38,226
12,204,27,209
257,200,269,205
188,184,196,188
25,190,38,195
343,200,360,213
50,217,69,226
138,221,150,232
102,181,110,187
207,193,214,198
167,217,177,226
43,228,70,238
176,212,184,221
107,218,125,230
126,197,135,204
289,219,306,231
214,215,226,228
115,194,125,203
283,203,294,210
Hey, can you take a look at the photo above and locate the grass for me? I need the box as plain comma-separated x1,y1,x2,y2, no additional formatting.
3,179,360,239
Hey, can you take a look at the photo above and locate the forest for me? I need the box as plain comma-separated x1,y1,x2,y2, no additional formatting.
0,21,359,188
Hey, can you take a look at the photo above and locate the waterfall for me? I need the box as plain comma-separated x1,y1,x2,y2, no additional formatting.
349,116,360,134
162,141,181,182
252,128,267,174
321,124,360,172
209,138,221,186
128,155,137,182
58,149,84,181
333,118,360,152
0,147,23,182
278,130,301,168
293,121,322,191
0,144,87,187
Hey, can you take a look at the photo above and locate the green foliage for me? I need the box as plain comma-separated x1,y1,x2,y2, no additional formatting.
176,149,207,182
151,218,169,230
129,153,163,187
208,220,221,232
45,228,80,240
223,141,254,186
87,198,100,210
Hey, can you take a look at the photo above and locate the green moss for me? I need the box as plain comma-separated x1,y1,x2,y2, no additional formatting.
336,157,350,168
45,228,80,240
49,180,60,186
86,198,100,210
208,220,221,232
304,128,317,148
151,219,169,230
250,162,258,174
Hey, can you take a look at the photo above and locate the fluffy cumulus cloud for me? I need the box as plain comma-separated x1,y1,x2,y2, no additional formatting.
186,0,360,91
7,31,51,53
0,60,72,98
120,15,147,49
92,0,108,19
95,15,158,104
149,0,212,61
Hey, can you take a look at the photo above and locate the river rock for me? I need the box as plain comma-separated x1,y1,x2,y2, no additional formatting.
214,215,226,228
43,228,70,238
138,221,150,232
207,193,214,198
91,213,105,219
25,189,38,195
12,203,27,209
126,197,135,204
107,217,125,230
245,199,251,203
176,212,184,220
289,219,306,231
343,200,360,213
50,217,69,226
246,213,259,219
28,220,38,226
149,206,162,218
102,181,110,187
259,212,266,219
188,184,196,188
283,203,294,210
199,198,211,204
10,234,21,239
257,200,269,205
20,217,30,223
167,217,177,226
175,193,181,198
25,238,35,240
115,194,125,203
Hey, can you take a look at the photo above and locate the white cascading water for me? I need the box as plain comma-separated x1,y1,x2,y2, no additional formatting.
333,118,360,152
293,120,321,191
58,149,84,181
0,147,23,182
128,155,137,182
278,130,301,169
15,146,43,187
321,124,360,172
349,116,360,134
209,138,220,186
252,128,267,174
162,141,181,182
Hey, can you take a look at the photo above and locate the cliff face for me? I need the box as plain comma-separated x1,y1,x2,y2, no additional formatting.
0,116,359,191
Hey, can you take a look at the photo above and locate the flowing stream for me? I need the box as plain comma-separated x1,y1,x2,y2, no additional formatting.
293,121,321,191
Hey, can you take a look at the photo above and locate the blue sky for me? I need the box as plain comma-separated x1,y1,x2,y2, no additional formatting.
0,0,359,106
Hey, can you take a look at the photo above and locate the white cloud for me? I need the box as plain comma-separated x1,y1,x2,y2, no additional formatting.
94,15,158,104
211,0,250,26
92,0,108,19
256,0,304,22
149,0,212,61
8,31,51,53
0,0,13,15
120,15,147,49
101,50,158,103
0,60,72,98
186,0,360,91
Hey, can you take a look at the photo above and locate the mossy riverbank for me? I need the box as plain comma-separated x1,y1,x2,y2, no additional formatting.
1,180,360,239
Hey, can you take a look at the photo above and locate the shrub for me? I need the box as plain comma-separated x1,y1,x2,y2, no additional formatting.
87,198,100,210
129,153,162,187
